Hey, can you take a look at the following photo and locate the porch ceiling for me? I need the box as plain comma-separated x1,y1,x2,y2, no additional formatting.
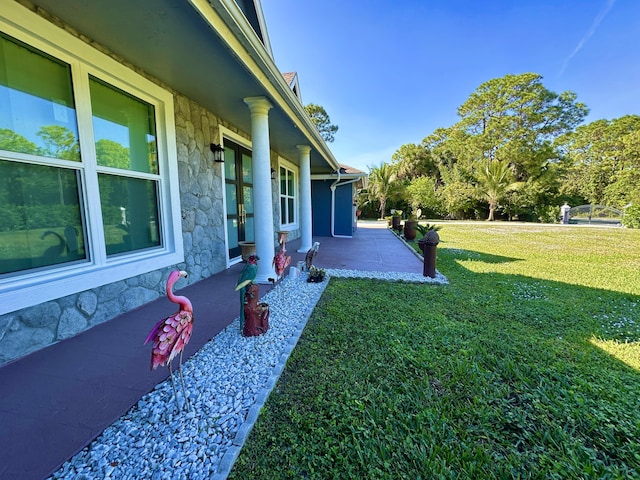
27,0,338,173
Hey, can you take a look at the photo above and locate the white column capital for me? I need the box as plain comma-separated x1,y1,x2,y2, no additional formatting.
296,144,312,155
243,96,272,116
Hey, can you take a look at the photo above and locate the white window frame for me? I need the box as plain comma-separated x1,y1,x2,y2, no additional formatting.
278,157,299,231
0,3,183,315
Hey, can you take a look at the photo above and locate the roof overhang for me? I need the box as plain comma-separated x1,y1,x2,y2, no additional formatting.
22,0,340,173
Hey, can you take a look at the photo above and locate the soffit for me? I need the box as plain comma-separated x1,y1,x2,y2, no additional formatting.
25,0,337,172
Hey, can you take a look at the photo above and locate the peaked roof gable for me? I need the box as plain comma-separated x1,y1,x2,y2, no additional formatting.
232,0,273,57
282,71,302,101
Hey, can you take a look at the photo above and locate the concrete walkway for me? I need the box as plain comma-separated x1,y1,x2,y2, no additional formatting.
0,221,425,479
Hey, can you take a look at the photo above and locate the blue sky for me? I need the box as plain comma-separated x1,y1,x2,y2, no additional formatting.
262,0,640,173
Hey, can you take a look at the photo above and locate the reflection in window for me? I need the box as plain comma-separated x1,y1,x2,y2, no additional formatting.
90,76,158,174
0,19,177,300
242,153,253,183
0,32,79,160
98,174,160,255
243,186,253,214
0,160,86,274
227,219,239,249
224,147,236,180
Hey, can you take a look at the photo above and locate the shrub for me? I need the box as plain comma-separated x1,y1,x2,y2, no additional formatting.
622,204,640,229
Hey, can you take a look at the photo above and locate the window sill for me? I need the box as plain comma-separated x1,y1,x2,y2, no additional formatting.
0,249,183,315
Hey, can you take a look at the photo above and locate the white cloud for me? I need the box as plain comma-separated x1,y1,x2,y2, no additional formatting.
559,0,616,76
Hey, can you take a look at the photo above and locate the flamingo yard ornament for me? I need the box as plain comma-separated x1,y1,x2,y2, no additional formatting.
272,233,291,280
144,270,193,412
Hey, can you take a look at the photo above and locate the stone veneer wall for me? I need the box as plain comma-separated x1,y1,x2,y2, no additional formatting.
0,95,300,366
0,92,230,366
0,1,301,366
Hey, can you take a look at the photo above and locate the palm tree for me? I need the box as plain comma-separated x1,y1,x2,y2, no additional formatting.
366,163,403,219
475,160,519,221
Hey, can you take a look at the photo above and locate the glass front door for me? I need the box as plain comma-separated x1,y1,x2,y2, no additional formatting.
224,141,254,259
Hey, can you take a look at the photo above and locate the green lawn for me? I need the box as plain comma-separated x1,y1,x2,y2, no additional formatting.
230,224,640,479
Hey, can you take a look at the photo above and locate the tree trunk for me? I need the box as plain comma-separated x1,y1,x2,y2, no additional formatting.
379,199,387,220
488,202,496,221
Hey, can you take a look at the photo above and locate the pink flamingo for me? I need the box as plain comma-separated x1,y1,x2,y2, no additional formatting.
144,270,194,412
272,233,291,279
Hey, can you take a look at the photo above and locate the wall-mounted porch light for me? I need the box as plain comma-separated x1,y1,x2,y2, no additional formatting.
271,168,276,180
210,143,225,163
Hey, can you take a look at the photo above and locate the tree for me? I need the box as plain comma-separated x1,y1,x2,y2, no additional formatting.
404,176,445,218
556,115,640,207
398,73,589,221
474,160,519,221
422,127,481,219
304,103,338,143
95,139,131,170
37,125,80,161
366,163,403,219
0,129,40,155
456,73,588,182
391,143,438,181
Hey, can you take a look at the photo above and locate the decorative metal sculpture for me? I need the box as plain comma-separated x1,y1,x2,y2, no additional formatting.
304,241,320,271
272,232,291,280
144,270,194,412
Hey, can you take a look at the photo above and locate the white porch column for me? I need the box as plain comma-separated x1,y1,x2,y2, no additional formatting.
244,96,276,283
296,144,313,252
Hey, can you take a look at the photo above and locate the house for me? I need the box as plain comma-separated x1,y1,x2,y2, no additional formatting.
0,0,363,365
312,164,366,237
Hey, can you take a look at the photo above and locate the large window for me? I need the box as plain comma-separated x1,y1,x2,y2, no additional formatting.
279,163,297,228
90,77,161,256
0,33,85,275
0,8,181,315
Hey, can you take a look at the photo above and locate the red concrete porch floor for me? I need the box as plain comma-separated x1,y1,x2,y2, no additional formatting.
0,221,425,479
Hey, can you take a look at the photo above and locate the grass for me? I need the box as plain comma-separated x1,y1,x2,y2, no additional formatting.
229,223,640,479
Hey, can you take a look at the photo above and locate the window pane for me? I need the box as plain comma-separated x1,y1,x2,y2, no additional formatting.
0,160,86,274
0,33,79,160
243,186,253,214
280,167,286,194
288,198,295,224
225,183,237,215
280,197,286,223
90,77,157,174
288,171,295,196
224,147,236,180
227,218,238,249
98,174,160,255
242,153,252,183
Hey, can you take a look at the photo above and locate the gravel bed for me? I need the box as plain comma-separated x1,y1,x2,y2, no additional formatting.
326,268,448,284
49,268,447,480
